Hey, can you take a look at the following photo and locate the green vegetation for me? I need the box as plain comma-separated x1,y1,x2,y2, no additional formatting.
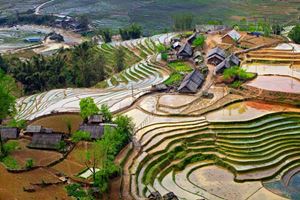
2,156,19,170
164,73,183,86
223,66,255,82
119,23,143,40
192,35,205,48
66,183,93,199
168,62,192,73
114,47,126,72
164,62,192,86
100,104,113,122
79,97,100,122
172,13,194,31
288,25,300,44
7,119,26,129
72,131,91,143
25,158,34,169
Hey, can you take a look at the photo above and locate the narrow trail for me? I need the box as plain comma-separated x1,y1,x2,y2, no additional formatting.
35,0,55,15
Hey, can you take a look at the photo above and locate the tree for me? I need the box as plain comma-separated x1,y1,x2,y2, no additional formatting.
172,13,194,31
77,15,90,30
100,29,112,43
114,115,134,144
288,25,300,44
272,24,283,35
192,35,205,48
79,97,100,122
114,47,126,72
100,104,112,122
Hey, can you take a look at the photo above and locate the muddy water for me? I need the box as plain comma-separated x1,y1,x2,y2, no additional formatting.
29,113,82,134
247,76,300,93
206,101,300,122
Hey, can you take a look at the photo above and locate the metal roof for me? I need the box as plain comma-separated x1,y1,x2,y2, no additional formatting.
222,30,241,41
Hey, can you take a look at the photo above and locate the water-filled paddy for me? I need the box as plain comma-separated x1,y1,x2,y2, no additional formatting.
247,76,300,94
206,101,300,122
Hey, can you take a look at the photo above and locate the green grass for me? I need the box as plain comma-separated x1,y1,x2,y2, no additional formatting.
168,62,193,73
1,156,20,170
164,72,183,86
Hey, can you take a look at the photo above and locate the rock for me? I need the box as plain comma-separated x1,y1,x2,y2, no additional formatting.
23,185,36,193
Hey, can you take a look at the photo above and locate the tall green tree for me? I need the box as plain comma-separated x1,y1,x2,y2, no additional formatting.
114,47,126,72
79,97,100,122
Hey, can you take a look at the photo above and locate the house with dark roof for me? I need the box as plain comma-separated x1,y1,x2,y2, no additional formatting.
148,191,162,200
0,127,20,140
163,192,179,200
88,115,103,124
79,124,104,140
177,43,193,59
25,125,53,135
178,69,205,93
214,54,241,75
207,47,226,66
221,30,241,45
172,41,181,51
28,132,63,150
187,33,197,44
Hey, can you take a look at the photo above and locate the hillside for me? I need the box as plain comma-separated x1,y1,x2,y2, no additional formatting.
1,0,299,33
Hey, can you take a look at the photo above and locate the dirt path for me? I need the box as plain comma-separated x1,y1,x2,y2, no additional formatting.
35,0,55,15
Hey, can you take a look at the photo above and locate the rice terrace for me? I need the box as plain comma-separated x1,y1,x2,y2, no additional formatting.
1,0,300,200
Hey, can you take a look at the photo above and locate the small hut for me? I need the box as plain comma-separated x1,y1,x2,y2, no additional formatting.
207,47,226,66
79,124,104,140
214,54,241,75
0,127,20,140
177,43,193,60
221,30,241,45
28,132,63,150
88,114,103,124
178,69,204,93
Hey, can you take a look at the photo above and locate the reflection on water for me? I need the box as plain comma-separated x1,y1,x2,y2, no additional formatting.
264,172,300,200
247,76,300,94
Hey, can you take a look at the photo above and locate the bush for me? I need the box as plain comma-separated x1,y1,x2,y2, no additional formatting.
223,66,255,81
25,158,34,169
2,156,19,169
161,52,168,61
72,131,91,143
7,119,26,129
288,25,300,44
79,97,100,121
192,35,205,47
100,104,112,122
65,183,89,198
230,81,243,89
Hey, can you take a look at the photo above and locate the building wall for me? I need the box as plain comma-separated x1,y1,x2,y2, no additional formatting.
222,35,235,45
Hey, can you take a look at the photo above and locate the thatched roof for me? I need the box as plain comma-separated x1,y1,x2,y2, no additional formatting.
28,133,63,150
0,127,20,139
178,69,204,93
88,114,103,124
79,124,104,140
177,43,193,57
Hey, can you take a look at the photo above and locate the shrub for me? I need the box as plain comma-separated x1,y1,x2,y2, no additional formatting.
100,104,112,122
161,52,168,61
2,156,19,169
65,183,89,198
7,119,26,129
25,158,34,169
3,141,19,154
72,131,91,143
230,81,243,89
288,25,300,44
192,35,205,47
223,66,255,81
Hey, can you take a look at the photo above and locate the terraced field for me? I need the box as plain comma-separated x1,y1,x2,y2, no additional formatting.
125,111,300,199
15,33,174,120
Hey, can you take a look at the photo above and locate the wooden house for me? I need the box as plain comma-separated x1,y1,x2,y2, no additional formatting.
88,114,103,124
214,54,241,75
178,69,205,93
28,132,63,150
0,127,20,140
79,124,104,140
207,47,226,66
221,30,241,45
177,43,193,60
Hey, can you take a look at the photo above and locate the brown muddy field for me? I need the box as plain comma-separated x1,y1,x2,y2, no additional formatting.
0,165,70,200
30,113,83,134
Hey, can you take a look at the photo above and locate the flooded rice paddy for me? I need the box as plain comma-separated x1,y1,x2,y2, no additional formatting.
206,101,300,122
247,76,300,94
